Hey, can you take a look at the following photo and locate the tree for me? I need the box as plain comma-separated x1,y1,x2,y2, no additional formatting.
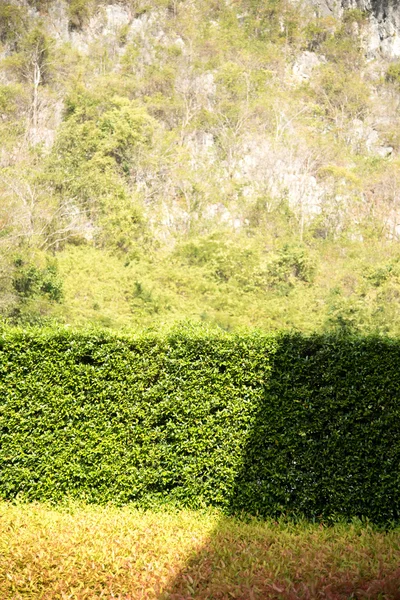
1,26,53,136
46,92,156,251
20,27,52,133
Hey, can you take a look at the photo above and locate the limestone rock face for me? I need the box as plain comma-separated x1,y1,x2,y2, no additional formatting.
308,0,400,57
292,51,326,81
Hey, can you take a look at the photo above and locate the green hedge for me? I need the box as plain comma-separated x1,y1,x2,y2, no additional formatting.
0,329,399,523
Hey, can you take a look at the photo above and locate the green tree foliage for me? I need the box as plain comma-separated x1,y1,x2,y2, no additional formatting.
0,3,27,49
2,26,53,84
55,93,154,183
312,65,369,125
67,0,94,31
47,91,156,251
237,0,301,44
0,83,26,117
267,244,316,290
0,0,400,332
12,258,63,304
3,257,63,324
386,61,400,87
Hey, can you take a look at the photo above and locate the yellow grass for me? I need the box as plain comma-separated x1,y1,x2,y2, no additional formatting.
0,502,399,599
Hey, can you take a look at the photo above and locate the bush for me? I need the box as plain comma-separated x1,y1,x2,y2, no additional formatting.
0,3,26,48
67,0,93,31
0,84,27,118
386,62,400,87
46,92,155,250
176,236,258,283
313,65,369,122
267,244,316,290
0,329,399,524
12,258,63,303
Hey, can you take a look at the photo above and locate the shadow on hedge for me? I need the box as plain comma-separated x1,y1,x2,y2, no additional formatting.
2,331,400,597
161,335,400,599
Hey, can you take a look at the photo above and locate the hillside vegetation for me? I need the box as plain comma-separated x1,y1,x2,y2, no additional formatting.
2,0,400,333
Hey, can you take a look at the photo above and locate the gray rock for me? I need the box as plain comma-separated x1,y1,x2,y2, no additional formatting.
306,0,400,57
376,145,394,157
292,51,326,81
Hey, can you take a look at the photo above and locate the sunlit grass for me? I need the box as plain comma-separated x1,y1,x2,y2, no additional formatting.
1,502,399,599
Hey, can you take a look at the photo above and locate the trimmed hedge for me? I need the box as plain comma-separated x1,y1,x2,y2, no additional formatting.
0,329,399,523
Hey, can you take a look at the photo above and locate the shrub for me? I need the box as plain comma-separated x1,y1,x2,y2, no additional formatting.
267,244,316,290
46,92,155,250
12,258,63,303
67,0,93,31
0,84,27,118
0,3,26,48
0,329,399,524
386,61,400,87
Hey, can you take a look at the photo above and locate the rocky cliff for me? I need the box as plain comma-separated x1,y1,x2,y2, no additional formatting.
310,0,400,56
3,0,400,332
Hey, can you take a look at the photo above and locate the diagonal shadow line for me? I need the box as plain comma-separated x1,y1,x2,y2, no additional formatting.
159,335,400,599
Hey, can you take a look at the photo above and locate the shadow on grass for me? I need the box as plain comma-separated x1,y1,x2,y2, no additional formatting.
162,525,400,599
161,335,400,599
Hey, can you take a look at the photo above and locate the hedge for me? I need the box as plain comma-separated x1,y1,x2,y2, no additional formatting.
0,329,399,524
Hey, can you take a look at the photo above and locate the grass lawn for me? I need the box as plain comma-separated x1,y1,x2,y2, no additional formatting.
0,502,399,599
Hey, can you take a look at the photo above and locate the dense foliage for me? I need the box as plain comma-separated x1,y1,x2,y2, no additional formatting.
1,329,399,524
2,1,400,333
